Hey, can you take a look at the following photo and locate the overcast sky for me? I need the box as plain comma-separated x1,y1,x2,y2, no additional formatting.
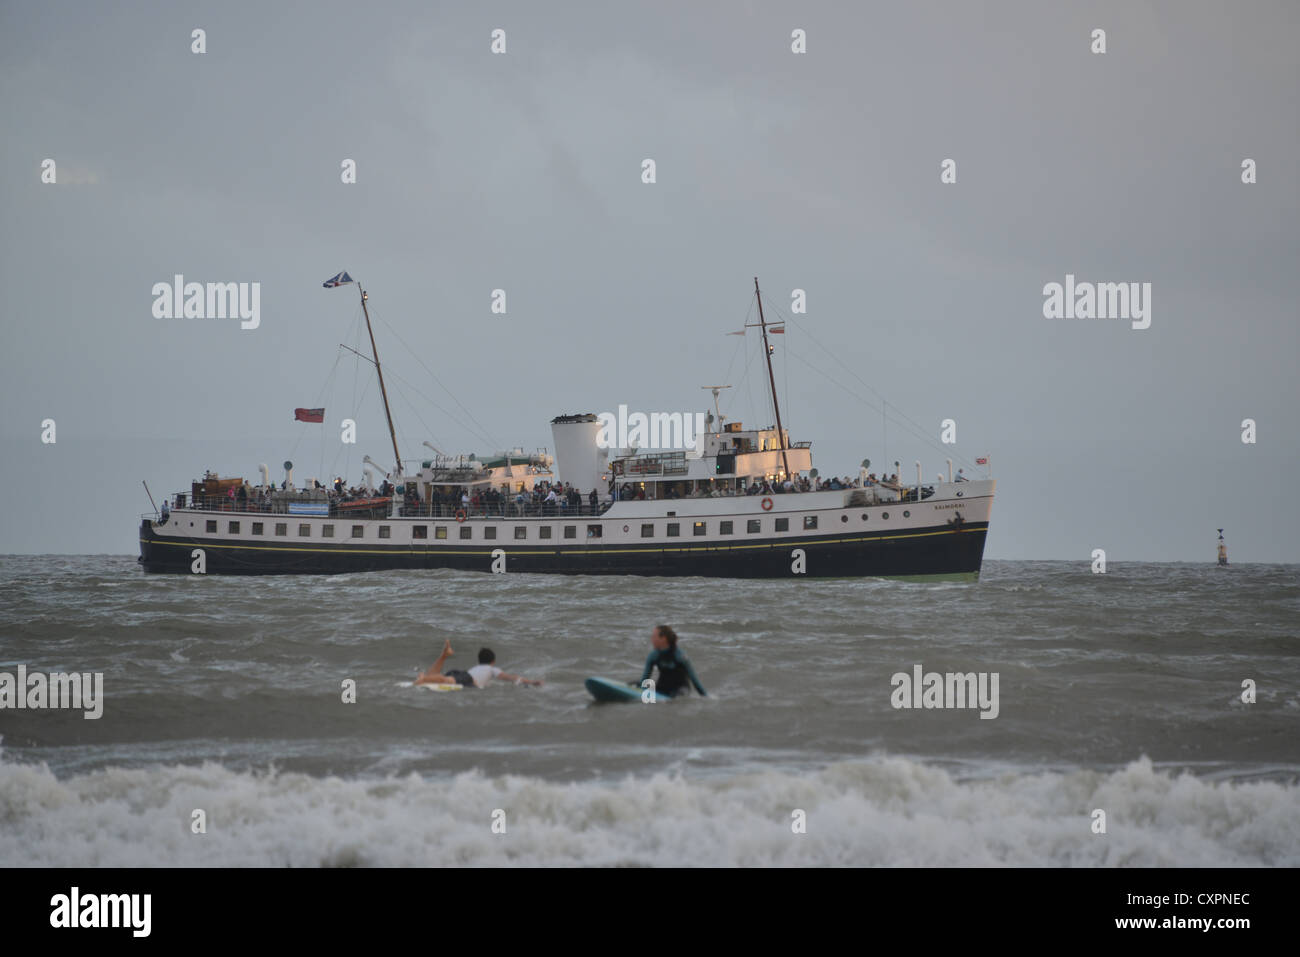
1,1,1296,561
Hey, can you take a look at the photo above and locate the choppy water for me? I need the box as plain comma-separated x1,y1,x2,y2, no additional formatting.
1,556,1297,866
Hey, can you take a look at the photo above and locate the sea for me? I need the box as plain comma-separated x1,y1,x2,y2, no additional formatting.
1,556,1296,867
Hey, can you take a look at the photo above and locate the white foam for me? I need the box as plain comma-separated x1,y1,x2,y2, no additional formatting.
0,755,1294,867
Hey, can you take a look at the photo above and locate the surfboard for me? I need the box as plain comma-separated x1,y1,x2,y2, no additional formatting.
397,681,463,692
585,676,670,703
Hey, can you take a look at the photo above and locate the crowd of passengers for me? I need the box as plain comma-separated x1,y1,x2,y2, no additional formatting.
403,480,606,517
180,466,972,517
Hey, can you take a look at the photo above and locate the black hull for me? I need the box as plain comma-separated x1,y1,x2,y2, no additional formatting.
139,519,989,580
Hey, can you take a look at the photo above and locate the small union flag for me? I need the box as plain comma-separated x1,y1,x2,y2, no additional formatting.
295,408,325,423
975,456,988,465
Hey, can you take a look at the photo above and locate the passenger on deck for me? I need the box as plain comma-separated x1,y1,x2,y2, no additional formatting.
955,469,969,482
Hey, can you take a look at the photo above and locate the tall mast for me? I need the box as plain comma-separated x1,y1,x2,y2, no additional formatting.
359,286,402,474
753,277,791,479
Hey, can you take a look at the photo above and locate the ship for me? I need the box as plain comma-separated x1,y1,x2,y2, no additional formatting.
139,277,995,579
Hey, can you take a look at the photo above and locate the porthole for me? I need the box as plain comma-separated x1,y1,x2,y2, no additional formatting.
861,513,868,521
841,515,848,523
882,512,889,520
903,510,910,517
956,491,963,497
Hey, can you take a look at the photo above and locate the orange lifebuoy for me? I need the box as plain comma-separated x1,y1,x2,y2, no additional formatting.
760,497,774,511
455,510,467,523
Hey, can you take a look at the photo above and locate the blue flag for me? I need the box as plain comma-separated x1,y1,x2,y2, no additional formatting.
323,271,354,288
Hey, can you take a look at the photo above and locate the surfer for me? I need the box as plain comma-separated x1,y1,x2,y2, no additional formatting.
414,641,543,688
636,625,706,697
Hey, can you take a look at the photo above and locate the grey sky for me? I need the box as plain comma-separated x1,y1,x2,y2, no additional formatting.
2,1,1297,560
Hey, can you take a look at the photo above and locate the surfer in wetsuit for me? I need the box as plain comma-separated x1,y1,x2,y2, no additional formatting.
414,640,542,688
636,625,706,698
